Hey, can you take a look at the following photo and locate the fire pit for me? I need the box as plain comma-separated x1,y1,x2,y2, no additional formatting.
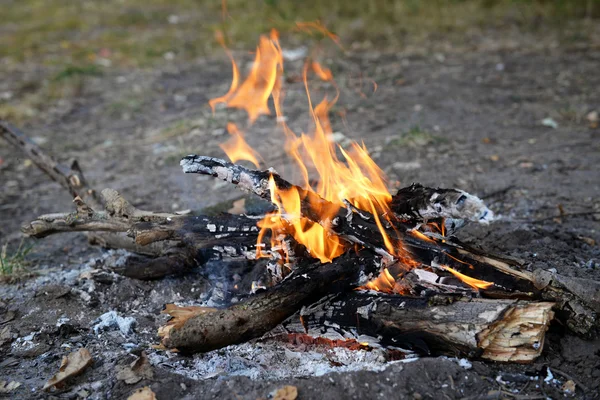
1,22,599,399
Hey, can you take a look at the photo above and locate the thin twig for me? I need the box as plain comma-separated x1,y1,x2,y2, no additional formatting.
550,367,590,393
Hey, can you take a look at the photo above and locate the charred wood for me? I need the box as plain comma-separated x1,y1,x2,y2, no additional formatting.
159,249,380,353
285,292,554,363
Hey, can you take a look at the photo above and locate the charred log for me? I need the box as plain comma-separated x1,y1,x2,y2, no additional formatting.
159,249,380,353
285,292,555,363
390,183,493,232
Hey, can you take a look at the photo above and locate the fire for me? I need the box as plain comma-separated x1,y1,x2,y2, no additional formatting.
257,176,344,263
219,123,262,168
209,27,397,263
209,29,283,123
363,267,396,293
442,265,494,290
208,26,496,293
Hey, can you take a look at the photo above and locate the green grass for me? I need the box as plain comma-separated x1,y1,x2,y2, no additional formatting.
1,0,598,125
1,0,598,69
0,239,34,280
388,126,446,147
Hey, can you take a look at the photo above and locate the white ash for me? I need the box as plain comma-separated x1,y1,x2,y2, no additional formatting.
147,342,413,381
84,249,131,270
92,311,136,336
11,332,38,352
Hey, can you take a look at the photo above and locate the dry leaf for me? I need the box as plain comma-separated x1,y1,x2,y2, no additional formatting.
116,352,154,384
127,386,156,400
0,381,21,393
43,348,93,391
228,198,247,214
272,385,298,400
562,380,576,394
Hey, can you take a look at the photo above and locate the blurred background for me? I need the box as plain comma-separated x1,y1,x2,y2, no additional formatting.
1,0,599,125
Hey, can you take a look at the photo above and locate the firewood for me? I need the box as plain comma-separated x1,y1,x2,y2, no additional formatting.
180,155,600,336
159,250,380,353
284,292,555,363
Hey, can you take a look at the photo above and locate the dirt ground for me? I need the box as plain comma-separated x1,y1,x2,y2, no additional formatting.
1,27,600,399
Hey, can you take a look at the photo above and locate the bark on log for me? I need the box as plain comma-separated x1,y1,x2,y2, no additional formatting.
159,249,380,353
285,292,555,363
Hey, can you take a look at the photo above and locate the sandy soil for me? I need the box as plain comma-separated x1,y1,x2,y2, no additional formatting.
1,34,600,399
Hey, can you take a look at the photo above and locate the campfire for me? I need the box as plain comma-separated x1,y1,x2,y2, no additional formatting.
2,25,599,366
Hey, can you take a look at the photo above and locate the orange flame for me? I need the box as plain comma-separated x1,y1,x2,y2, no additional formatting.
295,21,342,48
363,268,396,293
219,123,262,168
210,29,283,123
209,27,400,263
442,265,494,290
258,176,344,263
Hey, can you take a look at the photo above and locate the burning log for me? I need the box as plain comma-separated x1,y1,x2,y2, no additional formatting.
285,293,555,362
180,156,599,336
180,156,493,257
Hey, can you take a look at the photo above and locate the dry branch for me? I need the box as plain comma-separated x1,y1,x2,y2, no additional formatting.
0,120,102,208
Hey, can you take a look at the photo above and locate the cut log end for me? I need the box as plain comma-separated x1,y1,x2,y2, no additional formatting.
479,301,555,363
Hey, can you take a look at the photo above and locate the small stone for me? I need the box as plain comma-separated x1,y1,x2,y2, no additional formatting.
541,118,558,129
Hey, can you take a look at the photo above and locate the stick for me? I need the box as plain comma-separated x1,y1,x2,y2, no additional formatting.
0,120,102,208
159,249,380,353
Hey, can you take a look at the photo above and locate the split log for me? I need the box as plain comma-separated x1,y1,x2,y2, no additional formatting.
159,249,380,353
285,292,555,363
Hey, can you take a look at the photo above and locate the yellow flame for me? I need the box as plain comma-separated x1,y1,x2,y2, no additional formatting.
442,265,494,290
363,267,396,293
209,27,401,263
219,123,262,168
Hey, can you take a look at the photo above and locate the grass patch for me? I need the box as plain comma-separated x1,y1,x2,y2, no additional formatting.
1,0,598,70
388,126,446,147
53,65,103,81
0,78,89,125
0,239,35,281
